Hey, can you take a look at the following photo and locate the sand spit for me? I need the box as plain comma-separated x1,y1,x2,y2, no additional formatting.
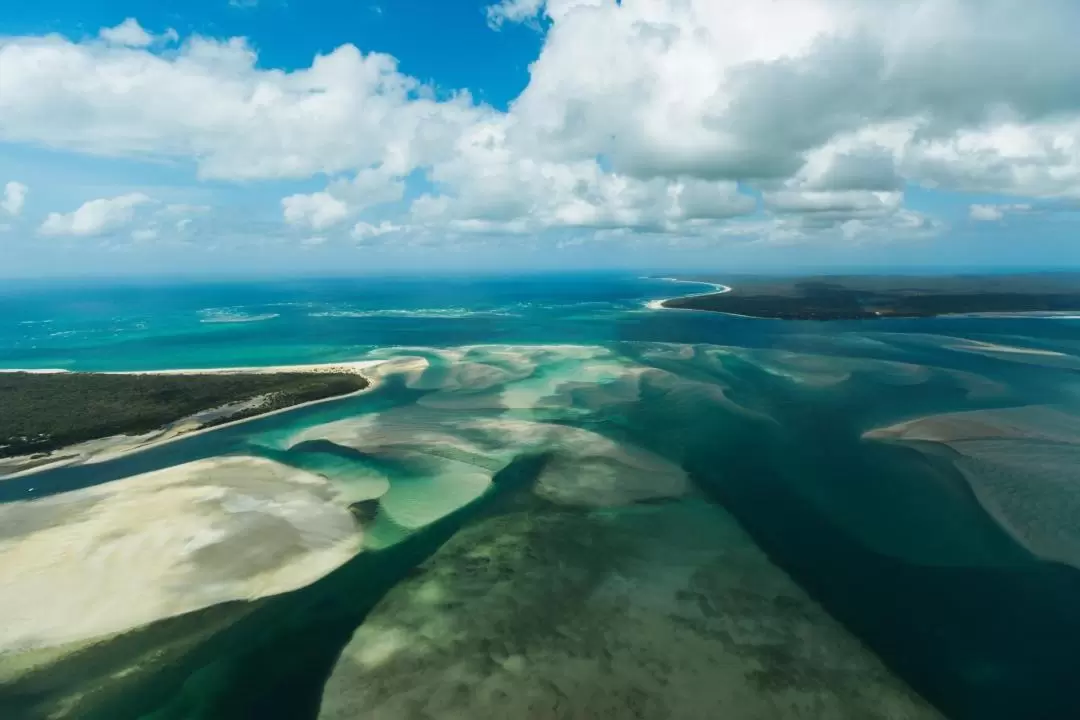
644,277,733,310
319,501,941,720
0,456,364,658
864,406,1080,570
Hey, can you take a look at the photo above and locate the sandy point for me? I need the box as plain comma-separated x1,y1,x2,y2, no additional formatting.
644,281,733,311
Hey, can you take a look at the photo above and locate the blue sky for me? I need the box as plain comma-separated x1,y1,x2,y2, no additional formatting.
2,0,1080,277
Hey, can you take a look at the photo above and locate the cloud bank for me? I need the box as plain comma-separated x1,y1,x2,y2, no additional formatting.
3,1,1078,245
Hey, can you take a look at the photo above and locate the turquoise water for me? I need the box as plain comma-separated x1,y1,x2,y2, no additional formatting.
3,274,1080,719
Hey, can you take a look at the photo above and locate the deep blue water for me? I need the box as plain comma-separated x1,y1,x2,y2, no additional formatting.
3,274,1080,720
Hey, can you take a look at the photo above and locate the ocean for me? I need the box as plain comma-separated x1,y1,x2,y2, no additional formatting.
2,274,1079,720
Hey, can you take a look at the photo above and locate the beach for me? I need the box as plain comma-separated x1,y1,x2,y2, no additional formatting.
644,277,733,310
0,360,392,480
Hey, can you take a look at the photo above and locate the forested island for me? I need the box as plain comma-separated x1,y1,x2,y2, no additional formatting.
660,273,1080,320
0,371,368,464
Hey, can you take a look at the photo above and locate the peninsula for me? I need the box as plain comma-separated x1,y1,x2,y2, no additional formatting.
0,365,373,476
657,273,1080,320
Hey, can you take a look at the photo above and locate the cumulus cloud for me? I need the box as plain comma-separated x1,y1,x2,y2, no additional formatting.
282,192,351,231
40,193,153,237
411,116,756,233
99,19,156,47
0,32,486,181
486,0,546,29
512,1,1080,183
2,181,27,216
352,220,404,240
5,2,1080,244
970,203,1033,222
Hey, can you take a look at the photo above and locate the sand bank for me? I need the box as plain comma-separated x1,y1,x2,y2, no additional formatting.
864,406,1080,570
0,456,364,656
0,359,383,376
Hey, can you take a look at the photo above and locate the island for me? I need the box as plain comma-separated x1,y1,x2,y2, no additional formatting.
656,273,1080,320
0,366,372,477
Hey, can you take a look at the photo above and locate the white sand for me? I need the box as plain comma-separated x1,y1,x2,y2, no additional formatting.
644,277,733,311
951,339,1067,357
0,456,364,654
0,360,383,376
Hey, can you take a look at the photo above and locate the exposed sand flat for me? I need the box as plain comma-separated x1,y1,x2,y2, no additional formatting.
865,406,1080,570
287,406,687,530
289,344,690,512
319,501,940,720
0,456,363,655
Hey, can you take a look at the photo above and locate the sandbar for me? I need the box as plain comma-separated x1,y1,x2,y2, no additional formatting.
0,456,364,656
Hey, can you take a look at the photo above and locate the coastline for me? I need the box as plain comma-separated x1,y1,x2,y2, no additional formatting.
644,277,733,311
0,360,388,481
0,360,382,376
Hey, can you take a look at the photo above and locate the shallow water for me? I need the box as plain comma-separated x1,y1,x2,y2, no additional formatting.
2,275,1079,720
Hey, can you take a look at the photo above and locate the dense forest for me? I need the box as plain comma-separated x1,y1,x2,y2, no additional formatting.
0,372,368,458
662,274,1080,320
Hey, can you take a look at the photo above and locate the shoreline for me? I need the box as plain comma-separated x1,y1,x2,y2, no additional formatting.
1,360,388,481
644,277,733,311
0,360,382,376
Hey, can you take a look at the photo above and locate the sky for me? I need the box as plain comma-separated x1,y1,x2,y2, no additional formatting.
3,0,1080,277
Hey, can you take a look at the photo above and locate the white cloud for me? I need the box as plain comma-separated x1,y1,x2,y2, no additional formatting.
969,203,1033,222
6,3,1080,246
411,116,756,233
131,227,159,241
352,220,404,240
970,205,1005,222
0,32,487,181
2,181,28,216
719,207,943,245
40,193,153,237
764,191,902,216
507,0,1080,195
486,0,546,29
99,19,155,48
282,192,350,231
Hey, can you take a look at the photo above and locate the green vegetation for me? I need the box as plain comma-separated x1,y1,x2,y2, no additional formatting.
661,273,1080,320
0,372,368,458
